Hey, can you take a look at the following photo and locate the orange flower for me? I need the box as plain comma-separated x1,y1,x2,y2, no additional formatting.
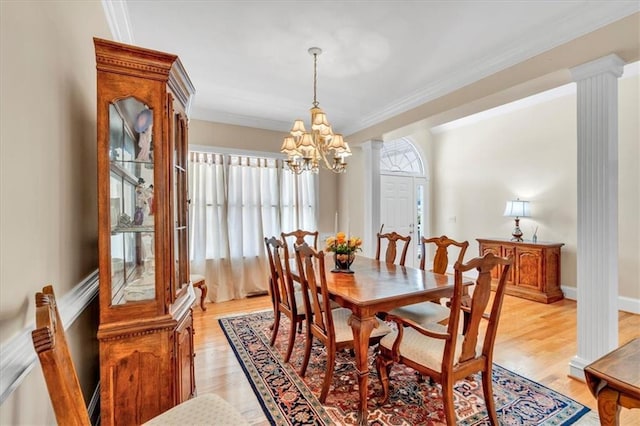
325,232,363,254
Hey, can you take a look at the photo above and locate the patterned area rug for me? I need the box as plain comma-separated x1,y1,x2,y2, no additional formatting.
219,310,590,425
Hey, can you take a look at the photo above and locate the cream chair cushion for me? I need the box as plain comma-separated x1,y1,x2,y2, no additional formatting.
190,274,205,284
143,393,248,425
379,323,473,373
388,302,450,325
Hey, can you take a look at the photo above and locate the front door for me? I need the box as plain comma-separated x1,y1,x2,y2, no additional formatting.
380,175,426,267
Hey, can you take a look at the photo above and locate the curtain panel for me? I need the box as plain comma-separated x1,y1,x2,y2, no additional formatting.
188,151,317,302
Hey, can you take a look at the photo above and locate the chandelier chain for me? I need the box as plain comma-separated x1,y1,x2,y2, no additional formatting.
312,52,319,108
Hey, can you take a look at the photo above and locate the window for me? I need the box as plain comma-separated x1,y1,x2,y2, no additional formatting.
187,150,317,301
380,137,424,175
189,151,317,260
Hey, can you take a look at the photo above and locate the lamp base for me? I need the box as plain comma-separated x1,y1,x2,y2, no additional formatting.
510,217,524,242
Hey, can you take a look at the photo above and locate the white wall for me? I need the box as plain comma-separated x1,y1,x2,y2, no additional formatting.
0,1,110,423
429,74,639,301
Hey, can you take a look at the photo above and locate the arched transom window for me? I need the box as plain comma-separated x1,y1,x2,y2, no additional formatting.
380,137,424,175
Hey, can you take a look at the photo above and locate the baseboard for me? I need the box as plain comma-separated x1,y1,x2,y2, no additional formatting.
0,270,99,404
568,355,589,381
561,285,640,314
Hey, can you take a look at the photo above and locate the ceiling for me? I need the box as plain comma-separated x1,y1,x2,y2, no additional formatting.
104,1,639,137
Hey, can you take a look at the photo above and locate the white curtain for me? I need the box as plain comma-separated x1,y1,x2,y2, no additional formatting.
188,151,317,302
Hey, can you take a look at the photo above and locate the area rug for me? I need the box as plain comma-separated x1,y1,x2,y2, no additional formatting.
219,310,590,425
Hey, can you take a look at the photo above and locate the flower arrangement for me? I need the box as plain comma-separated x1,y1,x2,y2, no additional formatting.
325,232,363,254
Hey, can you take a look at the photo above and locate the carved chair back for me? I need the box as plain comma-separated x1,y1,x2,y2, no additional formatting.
281,229,319,257
375,229,412,266
294,243,334,347
420,235,469,272
32,285,91,426
264,236,306,359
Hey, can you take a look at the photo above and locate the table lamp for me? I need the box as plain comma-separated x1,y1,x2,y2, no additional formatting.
504,198,530,242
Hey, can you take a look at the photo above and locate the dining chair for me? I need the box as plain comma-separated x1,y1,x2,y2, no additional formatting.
31,285,248,426
376,252,512,425
295,243,392,403
264,236,307,363
375,226,412,266
387,236,469,325
281,229,319,255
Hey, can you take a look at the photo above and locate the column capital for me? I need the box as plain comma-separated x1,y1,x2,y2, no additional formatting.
360,139,384,151
570,54,624,82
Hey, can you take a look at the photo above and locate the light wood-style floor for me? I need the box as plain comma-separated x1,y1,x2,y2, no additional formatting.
192,294,640,425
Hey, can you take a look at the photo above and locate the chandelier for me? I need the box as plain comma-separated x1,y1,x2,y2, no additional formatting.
280,47,351,174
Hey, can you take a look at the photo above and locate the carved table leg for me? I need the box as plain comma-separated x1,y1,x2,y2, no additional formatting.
348,313,378,426
597,387,621,426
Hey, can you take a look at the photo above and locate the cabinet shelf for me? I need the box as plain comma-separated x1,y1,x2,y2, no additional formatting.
111,225,155,234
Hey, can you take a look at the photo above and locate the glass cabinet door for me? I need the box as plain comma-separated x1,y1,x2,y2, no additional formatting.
108,97,155,305
173,112,188,295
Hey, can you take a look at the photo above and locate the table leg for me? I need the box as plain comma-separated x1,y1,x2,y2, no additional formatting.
347,313,378,426
597,387,621,426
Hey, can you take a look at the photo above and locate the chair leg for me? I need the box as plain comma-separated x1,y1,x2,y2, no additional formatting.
319,348,336,403
482,369,499,425
441,377,457,426
299,326,313,377
270,311,281,347
284,317,297,363
199,283,208,310
376,354,392,404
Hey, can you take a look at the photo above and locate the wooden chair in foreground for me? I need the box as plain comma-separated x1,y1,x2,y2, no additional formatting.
375,225,412,266
387,236,469,325
264,236,307,363
376,253,512,425
295,243,392,403
31,285,248,426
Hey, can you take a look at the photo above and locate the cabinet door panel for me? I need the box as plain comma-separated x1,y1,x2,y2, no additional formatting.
480,243,502,280
502,245,516,285
517,248,543,290
175,314,195,402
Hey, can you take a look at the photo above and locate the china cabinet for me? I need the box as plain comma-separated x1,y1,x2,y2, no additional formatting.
94,38,196,425
477,238,564,303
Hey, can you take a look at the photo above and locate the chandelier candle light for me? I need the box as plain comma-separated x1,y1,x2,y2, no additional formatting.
280,47,351,174
503,198,531,242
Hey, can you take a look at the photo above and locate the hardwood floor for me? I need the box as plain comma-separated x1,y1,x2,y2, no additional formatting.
192,294,640,425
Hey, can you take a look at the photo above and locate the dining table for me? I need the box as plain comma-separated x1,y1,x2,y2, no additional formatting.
289,254,473,426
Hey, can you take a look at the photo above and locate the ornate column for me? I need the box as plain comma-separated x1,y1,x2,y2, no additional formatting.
361,139,383,257
569,54,624,380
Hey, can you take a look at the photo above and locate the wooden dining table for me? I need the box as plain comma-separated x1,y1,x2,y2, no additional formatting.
290,255,473,426
584,338,640,425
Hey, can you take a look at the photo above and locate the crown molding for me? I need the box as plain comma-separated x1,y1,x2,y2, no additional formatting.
191,107,292,133
101,0,135,44
346,3,639,136
431,61,638,134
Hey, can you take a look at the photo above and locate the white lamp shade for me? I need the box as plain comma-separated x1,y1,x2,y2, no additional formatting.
280,136,297,153
327,133,346,150
290,120,306,137
504,199,531,218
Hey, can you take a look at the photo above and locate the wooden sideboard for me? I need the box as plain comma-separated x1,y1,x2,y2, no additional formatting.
477,238,564,303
